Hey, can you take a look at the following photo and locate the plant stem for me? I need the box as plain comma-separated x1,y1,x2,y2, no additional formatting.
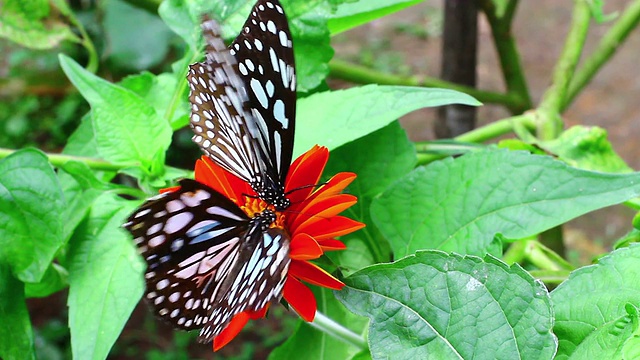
0,148,125,172
528,269,571,285
328,59,524,110
308,311,367,350
564,0,640,110
478,0,533,113
415,113,536,165
537,0,591,140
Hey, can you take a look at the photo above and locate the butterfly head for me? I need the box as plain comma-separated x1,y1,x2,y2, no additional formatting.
251,177,290,211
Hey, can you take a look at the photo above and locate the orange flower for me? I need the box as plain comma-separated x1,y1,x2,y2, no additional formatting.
191,145,364,351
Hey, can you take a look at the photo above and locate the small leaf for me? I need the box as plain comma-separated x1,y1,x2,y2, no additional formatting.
539,126,632,173
295,85,480,156
336,251,556,360
371,150,640,258
0,265,35,360
24,263,68,298
0,148,65,282
59,54,172,169
552,244,640,359
328,0,422,35
66,194,145,360
325,122,416,272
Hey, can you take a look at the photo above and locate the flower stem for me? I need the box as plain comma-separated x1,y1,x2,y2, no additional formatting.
528,269,571,285
415,113,536,165
328,59,524,111
308,311,367,350
564,0,640,110
537,0,591,140
0,148,125,172
478,0,533,113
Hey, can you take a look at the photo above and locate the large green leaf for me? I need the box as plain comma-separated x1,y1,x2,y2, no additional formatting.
371,150,640,258
103,0,174,71
336,251,556,360
59,55,172,171
325,122,416,273
0,149,64,282
0,265,35,360
328,0,422,35
552,244,640,359
295,85,480,157
66,194,145,360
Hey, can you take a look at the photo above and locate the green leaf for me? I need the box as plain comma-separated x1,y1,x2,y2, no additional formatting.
295,85,480,157
539,126,632,173
0,265,35,360
103,0,174,71
66,194,145,360
0,148,64,282
59,54,172,170
24,263,68,298
62,113,100,158
119,72,189,129
552,244,640,359
158,0,202,50
325,122,416,272
269,287,367,359
328,0,422,35
57,161,109,242
0,0,80,49
336,251,556,360
371,150,640,258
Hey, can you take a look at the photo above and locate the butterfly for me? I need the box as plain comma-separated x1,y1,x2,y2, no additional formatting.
123,179,291,342
124,0,296,342
188,0,296,211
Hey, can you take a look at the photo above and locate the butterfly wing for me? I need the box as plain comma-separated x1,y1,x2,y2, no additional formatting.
198,225,290,342
188,0,296,208
188,19,263,185
124,179,250,330
231,0,297,188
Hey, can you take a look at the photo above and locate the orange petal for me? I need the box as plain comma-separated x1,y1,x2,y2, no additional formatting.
285,146,329,205
297,216,365,240
290,233,323,260
213,311,250,351
283,276,316,321
317,239,347,251
247,305,269,320
160,186,180,194
307,172,357,204
196,157,253,205
289,260,345,290
289,194,358,231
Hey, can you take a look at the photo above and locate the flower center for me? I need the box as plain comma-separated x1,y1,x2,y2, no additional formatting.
241,197,285,229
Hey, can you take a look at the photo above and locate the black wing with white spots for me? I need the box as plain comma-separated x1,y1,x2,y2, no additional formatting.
188,0,296,211
124,179,291,341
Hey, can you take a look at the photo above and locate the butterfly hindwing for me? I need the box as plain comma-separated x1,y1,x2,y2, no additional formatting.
199,226,290,342
124,179,250,330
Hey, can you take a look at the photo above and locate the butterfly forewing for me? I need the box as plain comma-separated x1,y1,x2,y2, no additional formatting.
124,179,250,330
199,226,291,342
188,0,296,210
188,20,262,184
231,0,296,188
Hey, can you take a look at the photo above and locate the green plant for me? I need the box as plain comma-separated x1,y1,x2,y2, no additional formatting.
2,0,640,359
